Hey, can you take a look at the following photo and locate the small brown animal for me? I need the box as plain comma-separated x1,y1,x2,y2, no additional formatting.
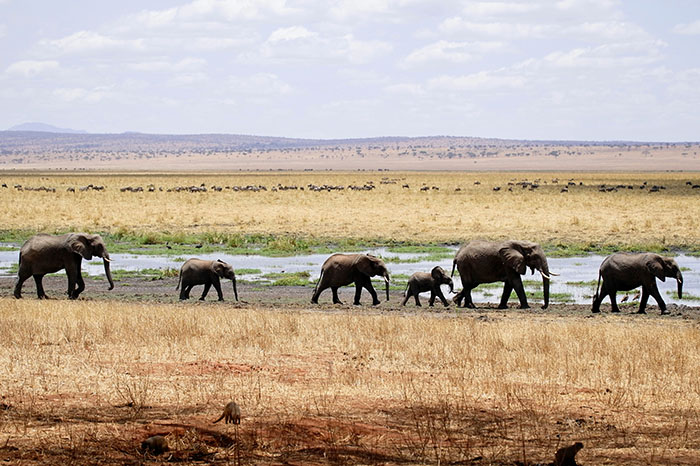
141,435,169,455
213,401,241,424
554,442,583,466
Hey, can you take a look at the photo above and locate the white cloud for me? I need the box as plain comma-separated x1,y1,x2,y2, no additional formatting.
462,2,542,17
128,58,206,72
403,40,504,67
543,40,665,68
5,60,59,77
428,71,526,91
384,83,425,96
41,30,144,54
673,20,700,35
228,73,293,96
53,87,109,103
440,17,553,38
268,26,316,43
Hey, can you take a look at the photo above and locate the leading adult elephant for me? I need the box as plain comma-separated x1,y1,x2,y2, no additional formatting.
311,253,390,305
451,240,555,309
592,252,683,314
14,233,114,299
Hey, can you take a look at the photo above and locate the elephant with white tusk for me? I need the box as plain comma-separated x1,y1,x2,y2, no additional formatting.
451,240,556,309
176,258,238,301
14,233,114,299
592,252,683,314
402,266,453,307
311,253,390,305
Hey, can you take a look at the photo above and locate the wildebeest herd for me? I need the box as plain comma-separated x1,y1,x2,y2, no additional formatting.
13,232,684,314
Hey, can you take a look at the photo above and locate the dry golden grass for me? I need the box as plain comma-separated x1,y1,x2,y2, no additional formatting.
1,299,700,464
0,171,699,247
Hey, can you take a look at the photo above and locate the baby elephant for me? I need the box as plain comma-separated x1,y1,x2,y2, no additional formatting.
402,266,454,307
176,258,238,301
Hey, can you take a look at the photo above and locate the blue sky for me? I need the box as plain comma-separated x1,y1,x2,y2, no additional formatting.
1,0,699,140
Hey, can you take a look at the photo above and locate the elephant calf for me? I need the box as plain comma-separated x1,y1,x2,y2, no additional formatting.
402,266,453,307
177,258,238,302
592,252,683,314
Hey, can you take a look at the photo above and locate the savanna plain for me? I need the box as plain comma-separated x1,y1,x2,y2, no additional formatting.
2,171,700,465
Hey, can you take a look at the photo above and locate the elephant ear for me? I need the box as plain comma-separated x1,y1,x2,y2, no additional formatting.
499,246,526,275
646,256,666,281
212,259,226,277
431,266,445,281
68,235,92,260
355,255,376,276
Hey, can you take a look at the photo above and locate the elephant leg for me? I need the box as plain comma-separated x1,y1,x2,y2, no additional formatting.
609,288,621,313
356,276,379,305
498,282,514,309
637,286,650,314
414,290,422,306
428,290,436,307
179,283,188,300
592,281,608,313
648,283,667,314
353,282,363,305
401,286,412,306
331,287,342,304
14,269,32,299
436,289,449,307
65,261,80,299
33,274,47,299
464,286,475,308
73,274,85,299
311,277,329,304
512,278,529,309
211,276,224,301
200,283,212,301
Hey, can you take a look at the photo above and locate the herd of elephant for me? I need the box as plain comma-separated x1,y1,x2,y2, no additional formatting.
12,233,685,315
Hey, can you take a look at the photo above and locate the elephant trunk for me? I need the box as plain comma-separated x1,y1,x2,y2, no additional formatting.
383,272,390,301
232,275,239,301
103,254,114,290
677,270,683,299
447,278,454,293
539,263,551,309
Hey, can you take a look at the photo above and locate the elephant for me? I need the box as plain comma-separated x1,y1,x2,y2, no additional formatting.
592,252,683,314
14,233,114,299
176,258,238,301
402,266,454,307
451,240,555,309
311,253,390,305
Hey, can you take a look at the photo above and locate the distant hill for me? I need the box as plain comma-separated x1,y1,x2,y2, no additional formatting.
0,130,697,171
7,122,87,134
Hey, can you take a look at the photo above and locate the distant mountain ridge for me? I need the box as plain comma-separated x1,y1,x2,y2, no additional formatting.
7,122,87,134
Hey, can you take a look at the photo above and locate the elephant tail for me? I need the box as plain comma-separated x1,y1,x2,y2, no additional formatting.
594,269,602,301
312,269,324,296
176,268,182,290
403,281,410,297
451,258,456,278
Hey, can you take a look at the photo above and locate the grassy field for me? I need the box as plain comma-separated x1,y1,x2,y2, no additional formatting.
1,299,699,464
0,171,698,252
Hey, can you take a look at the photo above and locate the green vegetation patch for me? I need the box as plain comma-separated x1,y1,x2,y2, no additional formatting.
262,271,313,287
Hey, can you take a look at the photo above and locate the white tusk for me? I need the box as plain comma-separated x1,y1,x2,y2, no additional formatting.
103,257,112,262
539,270,551,280
549,271,560,276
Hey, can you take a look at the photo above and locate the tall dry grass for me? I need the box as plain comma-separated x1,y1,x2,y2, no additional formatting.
1,299,699,463
0,172,698,246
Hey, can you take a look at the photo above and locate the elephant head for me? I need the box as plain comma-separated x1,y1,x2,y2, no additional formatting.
647,255,683,299
68,233,114,290
431,266,454,293
212,259,238,301
356,254,391,301
499,240,555,309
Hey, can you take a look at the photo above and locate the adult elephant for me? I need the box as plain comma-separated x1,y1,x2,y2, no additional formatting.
14,233,114,299
311,253,390,305
592,252,683,314
451,240,555,309
176,258,238,301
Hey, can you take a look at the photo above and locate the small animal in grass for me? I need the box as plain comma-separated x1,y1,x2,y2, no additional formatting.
213,401,241,424
141,435,169,455
554,442,583,466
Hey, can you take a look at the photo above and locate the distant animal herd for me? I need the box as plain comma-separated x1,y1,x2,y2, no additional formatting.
13,233,684,315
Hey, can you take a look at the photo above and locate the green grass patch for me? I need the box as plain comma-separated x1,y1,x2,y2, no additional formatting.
527,291,574,302
565,280,599,287
667,291,699,300
235,268,262,275
262,271,313,286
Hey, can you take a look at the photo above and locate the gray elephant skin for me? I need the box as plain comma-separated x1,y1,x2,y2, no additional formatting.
592,252,683,314
451,240,554,309
311,253,390,305
177,258,238,301
402,266,453,307
14,233,114,299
